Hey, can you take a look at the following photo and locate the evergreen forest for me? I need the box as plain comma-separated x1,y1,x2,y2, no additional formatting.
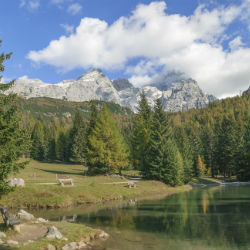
22,89,250,185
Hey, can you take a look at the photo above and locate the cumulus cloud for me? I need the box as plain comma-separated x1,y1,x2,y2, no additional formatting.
67,3,82,15
27,1,250,98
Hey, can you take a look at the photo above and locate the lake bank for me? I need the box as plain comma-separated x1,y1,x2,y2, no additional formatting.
0,160,192,209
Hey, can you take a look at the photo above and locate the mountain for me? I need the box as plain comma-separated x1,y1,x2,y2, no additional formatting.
2,69,217,112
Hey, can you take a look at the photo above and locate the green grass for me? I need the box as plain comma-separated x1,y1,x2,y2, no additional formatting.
17,221,99,250
0,160,192,208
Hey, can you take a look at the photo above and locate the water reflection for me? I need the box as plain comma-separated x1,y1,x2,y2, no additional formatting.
34,186,250,250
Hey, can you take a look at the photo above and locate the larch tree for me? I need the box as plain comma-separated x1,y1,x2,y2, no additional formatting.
87,105,129,174
0,40,29,195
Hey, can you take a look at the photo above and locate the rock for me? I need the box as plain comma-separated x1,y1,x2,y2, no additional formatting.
7,240,19,245
62,237,68,241
78,241,87,249
99,231,109,239
17,209,35,220
0,205,20,228
23,240,34,246
37,217,48,223
47,243,56,250
2,69,217,113
0,239,4,244
62,242,78,250
13,224,21,233
8,178,25,187
45,226,63,239
0,232,6,238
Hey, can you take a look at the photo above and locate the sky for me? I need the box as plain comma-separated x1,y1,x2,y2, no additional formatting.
0,0,249,98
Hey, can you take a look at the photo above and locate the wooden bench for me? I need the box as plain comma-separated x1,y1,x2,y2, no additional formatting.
58,178,74,186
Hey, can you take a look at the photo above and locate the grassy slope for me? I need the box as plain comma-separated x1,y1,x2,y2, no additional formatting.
0,160,192,208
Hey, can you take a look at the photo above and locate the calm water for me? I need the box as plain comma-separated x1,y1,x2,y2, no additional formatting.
36,185,250,250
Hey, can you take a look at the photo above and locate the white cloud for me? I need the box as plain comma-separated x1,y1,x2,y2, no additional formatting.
29,0,40,10
20,0,40,10
60,24,74,34
27,1,250,98
229,36,244,51
67,3,82,15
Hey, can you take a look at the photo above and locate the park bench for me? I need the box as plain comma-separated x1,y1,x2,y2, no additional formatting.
58,178,74,186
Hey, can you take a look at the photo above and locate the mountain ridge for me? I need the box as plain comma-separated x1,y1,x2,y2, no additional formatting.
2,69,217,112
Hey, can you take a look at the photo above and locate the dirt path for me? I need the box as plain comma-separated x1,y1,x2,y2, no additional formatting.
10,223,48,243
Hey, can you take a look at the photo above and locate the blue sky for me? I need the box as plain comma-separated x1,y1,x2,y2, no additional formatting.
0,0,249,98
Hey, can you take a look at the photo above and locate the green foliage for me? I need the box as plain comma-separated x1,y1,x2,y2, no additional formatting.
161,141,184,186
144,98,168,179
0,41,29,195
87,105,129,174
196,155,206,177
71,110,86,164
132,91,152,170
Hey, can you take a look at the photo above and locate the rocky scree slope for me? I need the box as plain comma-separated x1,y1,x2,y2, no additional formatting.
2,69,216,112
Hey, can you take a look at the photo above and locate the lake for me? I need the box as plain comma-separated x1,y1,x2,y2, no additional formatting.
34,185,250,250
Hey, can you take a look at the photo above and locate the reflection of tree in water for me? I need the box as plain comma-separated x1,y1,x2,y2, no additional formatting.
132,187,250,249
69,187,250,249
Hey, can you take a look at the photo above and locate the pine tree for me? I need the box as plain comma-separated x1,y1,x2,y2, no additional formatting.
87,105,129,174
0,40,29,194
144,98,168,179
132,91,152,170
30,121,46,161
71,110,86,164
161,140,184,186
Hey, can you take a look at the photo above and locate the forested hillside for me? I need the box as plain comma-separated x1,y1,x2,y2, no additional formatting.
19,90,250,184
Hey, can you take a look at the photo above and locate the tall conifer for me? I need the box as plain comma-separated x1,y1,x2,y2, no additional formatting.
87,105,129,174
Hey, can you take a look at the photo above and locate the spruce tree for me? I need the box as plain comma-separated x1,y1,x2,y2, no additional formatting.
132,91,152,171
144,98,168,179
71,110,86,164
0,40,29,194
87,105,129,174
161,140,184,186
30,121,46,161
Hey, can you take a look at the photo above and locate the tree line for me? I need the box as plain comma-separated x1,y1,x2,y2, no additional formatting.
27,89,250,185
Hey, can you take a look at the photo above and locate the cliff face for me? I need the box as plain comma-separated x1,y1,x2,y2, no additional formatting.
2,69,217,112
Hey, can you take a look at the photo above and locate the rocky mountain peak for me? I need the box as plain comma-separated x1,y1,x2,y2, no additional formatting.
112,78,134,91
1,69,217,112
77,68,105,81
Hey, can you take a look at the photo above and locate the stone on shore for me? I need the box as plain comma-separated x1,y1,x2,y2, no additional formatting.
7,240,19,245
62,241,78,250
47,243,56,250
0,232,6,238
37,217,48,223
8,178,25,187
17,209,35,220
99,230,109,239
45,226,63,239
